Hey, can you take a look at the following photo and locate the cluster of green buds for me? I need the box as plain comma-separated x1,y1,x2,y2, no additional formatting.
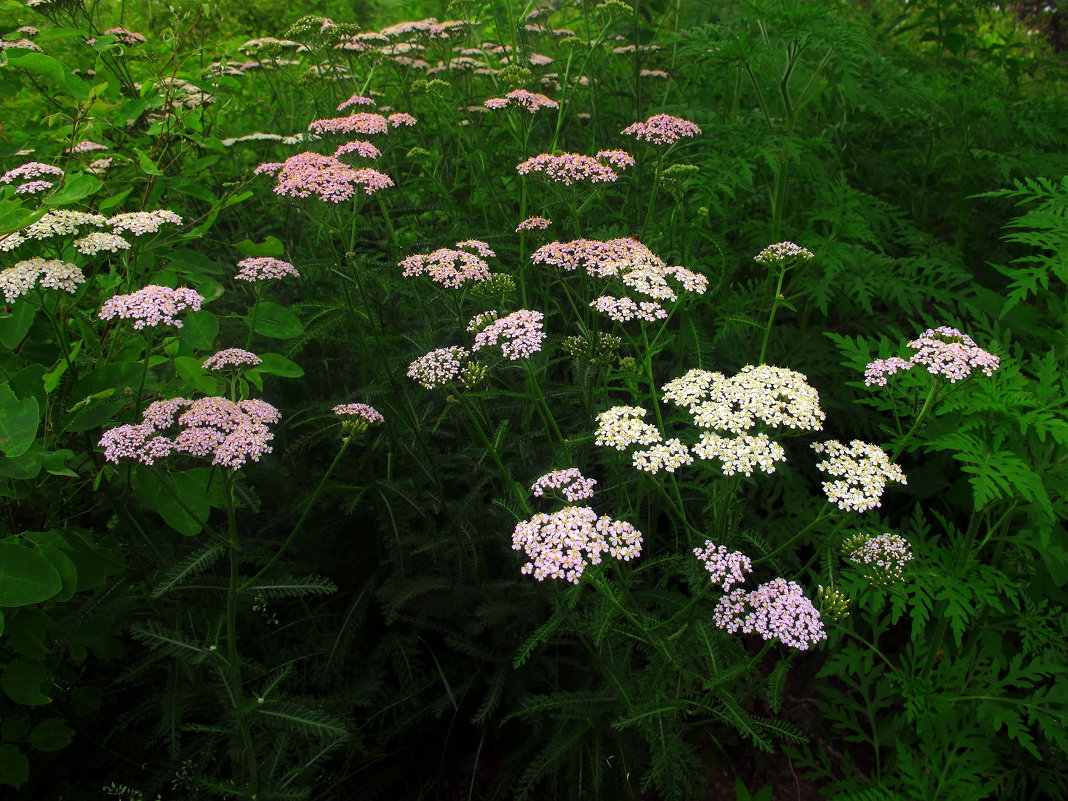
817,585,850,622
841,532,914,585
562,332,623,366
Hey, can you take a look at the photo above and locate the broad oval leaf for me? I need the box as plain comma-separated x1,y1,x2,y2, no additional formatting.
0,543,62,606
246,302,303,340
0,382,38,457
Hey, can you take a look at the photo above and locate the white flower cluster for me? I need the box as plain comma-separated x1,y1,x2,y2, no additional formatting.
73,232,131,255
0,258,84,302
631,437,693,474
754,241,815,266
22,210,107,240
844,532,914,583
812,440,907,513
663,365,825,434
108,210,183,236
692,432,786,476
594,406,663,451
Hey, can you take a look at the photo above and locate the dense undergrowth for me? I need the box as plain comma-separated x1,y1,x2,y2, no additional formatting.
0,0,1066,799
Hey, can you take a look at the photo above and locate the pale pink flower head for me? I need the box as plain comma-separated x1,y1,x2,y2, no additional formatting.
471,309,545,360
595,149,636,169
483,89,559,113
309,112,389,135
98,285,204,329
388,112,418,127
713,578,826,651
333,402,384,433
622,114,701,146
1,258,84,302
512,506,643,583
99,396,279,470
337,94,375,110
334,140,382,159
844,532,914,584
266,152,394,202
455,239,495,258
15,180,52,194
531,468,597,502
754,241,815,266
693,541,753,591
109,210,183,235
235,257,300,282
864,326,1000,386
407,345,470,389
1,161,63,184
399,246,493,288
516,151,632,185
203,348,262,371
516,216,551,232
640,69,670,79
590,295,667,323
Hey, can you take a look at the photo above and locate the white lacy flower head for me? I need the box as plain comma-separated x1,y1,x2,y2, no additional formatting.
812,440,907,513
594,406,662,451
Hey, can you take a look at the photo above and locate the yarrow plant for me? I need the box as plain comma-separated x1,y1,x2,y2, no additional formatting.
256,153,394,202
235,257,300,282
202,348,262,371
693,541,753,591
400,241,495,288
516,216,552,231
470,309,546,360
333,403,385,434
99,397,281,470
842,532,914,584
407,345,472,389
753,241,815,266
98,285,204,329
484,89,559,112
531,468,598,502
512,506,643,583
713,578,827,651
864,326,1001,386
516,151,634,185
621,113,701,145
811,439,907,513
0,258,84,301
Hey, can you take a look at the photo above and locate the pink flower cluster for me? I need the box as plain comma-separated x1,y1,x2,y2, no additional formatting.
864,326,1000,386
1,161,63,194
259,152,394,202
103,27,146,46
512,506,642,583
531,468,597,502
308,112,389,135
622,114,701,145
99,396,280,470
693,541,753,591
516,151,634,185
335,140,382,159
98,285,204,329
336,94,375,110
516,216,552,232
235,257,300,281
333,403,384,423
202,348,262,371
483,89,559,113
471,309,545,360
713,578,827,651
399,242,494,288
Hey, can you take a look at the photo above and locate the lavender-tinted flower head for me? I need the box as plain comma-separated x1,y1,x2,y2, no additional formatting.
98,285,204,329
754,241,815,266
531,468,597,502
235,257,300,282
693,541,753,591
333,402,384,434
203,348,262,371
864,326,1000,386
516,216,552,232
621,114,701,145
713,578,827,651
471,309,545,360
407,345,470,389
512,506,642,583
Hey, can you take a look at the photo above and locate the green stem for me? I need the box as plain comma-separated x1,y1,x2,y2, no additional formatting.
240,436,352,592
890,382,940,461
757,266,788,364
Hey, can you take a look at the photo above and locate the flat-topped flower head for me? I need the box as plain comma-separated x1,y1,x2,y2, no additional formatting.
309,112,390,135
400,245,493,288
387,112,418,127
693,432,787,476
754,241,815,266
843,532,914,584
531,468,597,502
517,216,552,232
15,180,52,194
517,151,633,185
664,365,825,434
100,396,279,470
21,210,107,240
337,94,375,110
812,440,907,513
483,89,559,113
590,295,667,323
693,541,753,591
266,152,394,202
335,140,382,159
512,506,643,583
622,114,701,145
235,257,300,281
865,326,1000,386
333,402,384,434
595,406,662,451
74,232,131,255
103,27,146,46
631,438,693,474
713,578,826,651
471,309,545,360
0,258,85,302
1,161,63,185
109,210,183,235
202,348,262,371
408,345,470,389
594,149,636,169
98,285,204,329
